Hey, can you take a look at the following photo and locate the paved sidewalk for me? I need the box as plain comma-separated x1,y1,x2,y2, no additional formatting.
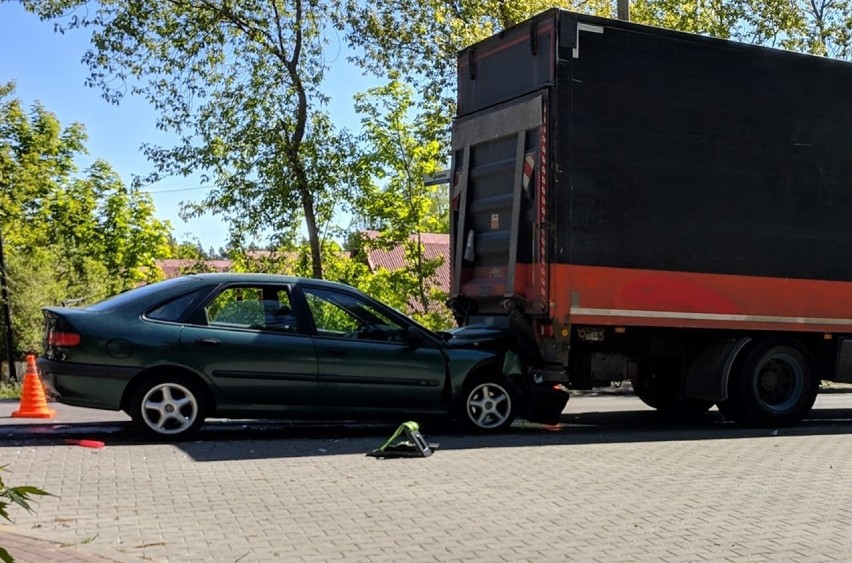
1,399,123,562
4,395,852,561
0,528,115,563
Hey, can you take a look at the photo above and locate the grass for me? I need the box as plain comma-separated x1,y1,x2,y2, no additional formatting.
0,382,21,399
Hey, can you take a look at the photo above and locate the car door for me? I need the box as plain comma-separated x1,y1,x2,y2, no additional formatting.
299,284,447,409
179,283,318,408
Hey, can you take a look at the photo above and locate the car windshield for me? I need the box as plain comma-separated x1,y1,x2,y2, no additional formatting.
86,277,202,312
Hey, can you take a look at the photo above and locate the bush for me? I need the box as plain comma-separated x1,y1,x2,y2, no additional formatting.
0,383,20,400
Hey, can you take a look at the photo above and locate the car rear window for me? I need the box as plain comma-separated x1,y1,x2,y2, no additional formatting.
145,288,208,322
86,277,202,312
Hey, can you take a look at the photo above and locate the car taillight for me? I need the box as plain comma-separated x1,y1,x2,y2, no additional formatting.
48,331,81,347
44,311,82,350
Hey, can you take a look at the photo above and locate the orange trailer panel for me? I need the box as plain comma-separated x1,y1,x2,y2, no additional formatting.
550,264,852,333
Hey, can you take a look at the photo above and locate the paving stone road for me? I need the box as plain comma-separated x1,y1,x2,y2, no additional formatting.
2,393,852,562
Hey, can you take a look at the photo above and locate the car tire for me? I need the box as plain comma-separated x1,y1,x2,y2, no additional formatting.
130,375,207,440
456,376,517,432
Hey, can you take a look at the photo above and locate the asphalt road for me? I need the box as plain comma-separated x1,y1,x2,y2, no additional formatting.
2,392,852,561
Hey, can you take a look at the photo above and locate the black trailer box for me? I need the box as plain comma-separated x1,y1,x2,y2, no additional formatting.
453,10,852,290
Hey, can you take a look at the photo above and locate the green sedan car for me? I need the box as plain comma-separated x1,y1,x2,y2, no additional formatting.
38,273,568,439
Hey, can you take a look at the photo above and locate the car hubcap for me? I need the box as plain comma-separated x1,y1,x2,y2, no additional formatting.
141,383,198,435
467,382,511,429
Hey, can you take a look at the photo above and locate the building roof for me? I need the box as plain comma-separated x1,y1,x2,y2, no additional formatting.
360,231,450,293
359,231,451,314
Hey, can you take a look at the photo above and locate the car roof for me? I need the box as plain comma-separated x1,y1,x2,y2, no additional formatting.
183,272,355,291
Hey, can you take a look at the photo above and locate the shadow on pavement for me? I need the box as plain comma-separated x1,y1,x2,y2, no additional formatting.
4,406,852,462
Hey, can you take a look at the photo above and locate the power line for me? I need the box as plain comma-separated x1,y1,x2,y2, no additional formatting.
142,185,213,195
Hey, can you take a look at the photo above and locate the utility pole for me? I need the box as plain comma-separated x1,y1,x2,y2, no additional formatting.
617,0,630,21
0,227,15,382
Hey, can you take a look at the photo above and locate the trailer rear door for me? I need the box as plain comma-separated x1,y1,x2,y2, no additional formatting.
450,93,549,315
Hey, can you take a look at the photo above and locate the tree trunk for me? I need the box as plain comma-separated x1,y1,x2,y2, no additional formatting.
300,186,323,279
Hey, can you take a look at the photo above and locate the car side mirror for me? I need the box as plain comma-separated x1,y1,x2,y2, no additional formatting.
404,326,425,346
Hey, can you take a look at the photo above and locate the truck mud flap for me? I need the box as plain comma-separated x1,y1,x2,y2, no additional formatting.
685,338,751,402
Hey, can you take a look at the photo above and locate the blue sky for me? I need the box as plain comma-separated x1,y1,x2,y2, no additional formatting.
0,2,374,251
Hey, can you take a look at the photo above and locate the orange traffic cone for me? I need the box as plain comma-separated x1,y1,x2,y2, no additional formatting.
12,355,55,419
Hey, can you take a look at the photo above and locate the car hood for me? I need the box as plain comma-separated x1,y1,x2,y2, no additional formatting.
440,324,513,349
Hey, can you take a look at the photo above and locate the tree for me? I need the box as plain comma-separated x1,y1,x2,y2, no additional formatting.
351,78,451,324
630,1,852,58
91,162,171,290
771,0,852,57
0,83,171,356
24,0,356,279
342,0,608,129
0,83,86,245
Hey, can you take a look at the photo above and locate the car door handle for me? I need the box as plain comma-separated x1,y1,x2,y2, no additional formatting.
326,347,346,357
195,338,221,347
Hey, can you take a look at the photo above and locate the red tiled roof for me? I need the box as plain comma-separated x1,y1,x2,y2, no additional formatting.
359,231,451,313
365,234,449,292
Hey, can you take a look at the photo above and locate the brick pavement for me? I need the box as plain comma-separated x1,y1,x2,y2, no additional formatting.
1,395,852,561
0,527,114,562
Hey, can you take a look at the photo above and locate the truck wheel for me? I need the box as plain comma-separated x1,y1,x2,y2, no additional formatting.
130,375,207,440
456,376,517,432
732,339,818,426
633,359,714,419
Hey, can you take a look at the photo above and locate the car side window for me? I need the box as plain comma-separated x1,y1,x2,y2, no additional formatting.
303,287,406,342
146,289,207,323
205,286,298,333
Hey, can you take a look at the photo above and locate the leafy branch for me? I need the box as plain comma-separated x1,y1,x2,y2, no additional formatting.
0,465,52,563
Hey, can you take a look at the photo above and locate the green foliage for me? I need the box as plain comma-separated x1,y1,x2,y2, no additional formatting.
353,78,448,236
629,1,852,58
0,465,51,563
7,248,110,353
348,78,453,328
354,262,454,330
227,240,454,330
0,382,21,400
167,238,206,260
0,83,171,357
165,235,227,271
341,0,600,126
24,0,359,280
0,84,86,244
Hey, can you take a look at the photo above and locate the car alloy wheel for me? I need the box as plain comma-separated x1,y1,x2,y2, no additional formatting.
138,381,202,437
464,379,514,431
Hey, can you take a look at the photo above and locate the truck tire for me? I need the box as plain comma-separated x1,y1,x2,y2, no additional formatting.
633,359,714,419
729,339,819,426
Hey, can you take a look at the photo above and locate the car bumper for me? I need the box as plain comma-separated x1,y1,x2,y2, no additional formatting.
37,357,141,411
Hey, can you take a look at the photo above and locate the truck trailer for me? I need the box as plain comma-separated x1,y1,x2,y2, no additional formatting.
448,8,852,426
